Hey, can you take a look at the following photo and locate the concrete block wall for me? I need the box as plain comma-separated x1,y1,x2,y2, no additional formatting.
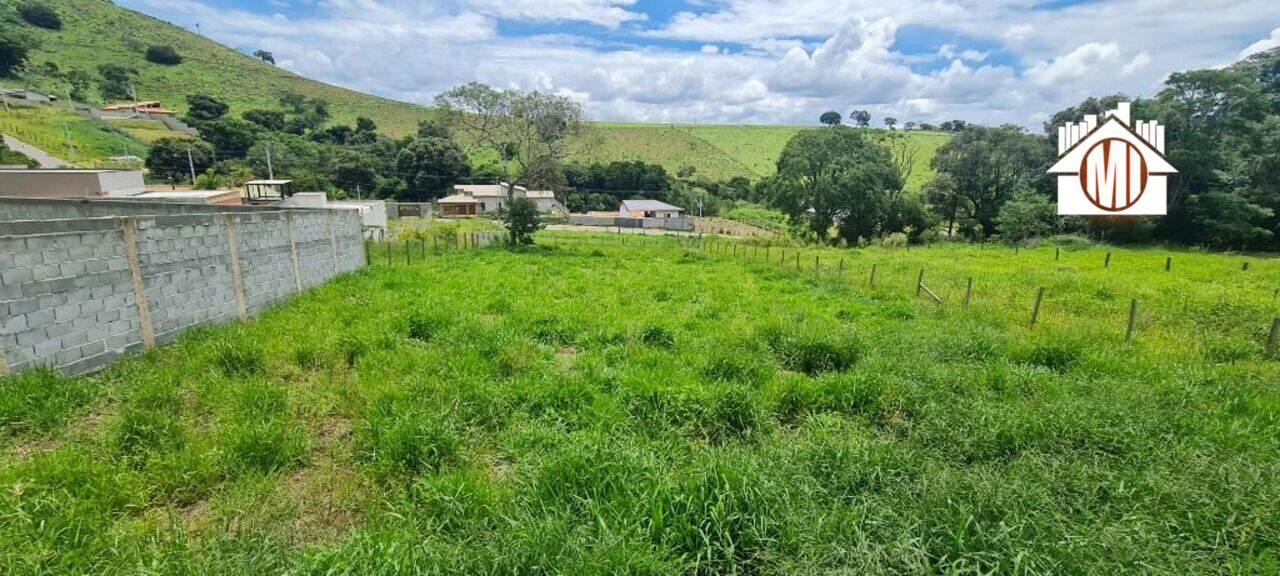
0,206,364,375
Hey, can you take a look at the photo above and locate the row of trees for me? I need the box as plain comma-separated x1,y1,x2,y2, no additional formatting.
783,47,1280,250
818,110,966,132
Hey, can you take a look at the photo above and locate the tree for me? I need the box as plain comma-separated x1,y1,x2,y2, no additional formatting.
242,109,286,132
253,50,275,65
0,28,35,78
995,190,1058,243
1043,94,1129,135
185,94,230,124
313,124,354,145
279,92,308,114
146,138,213,183
503,198,544,245
1184,191,1273,249
904,121,917,130
145,45,182,65
883,131,917,202
97,64,137,100
65,70,93,102
199,119,257,159
767,127,900,243
884,117,898,130
849,110,871,127
819,111,842,126
435,82,582,193
417,119,451,140
396,136,471,200
18,2,62,30
929,124,1053,238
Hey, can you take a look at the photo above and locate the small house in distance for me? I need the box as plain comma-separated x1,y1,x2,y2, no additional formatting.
100,101,177,117
620,199,684,219
438,193,481,217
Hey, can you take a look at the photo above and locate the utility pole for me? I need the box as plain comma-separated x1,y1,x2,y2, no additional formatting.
186,146,197,184
265,142,274,180
2,89,9,113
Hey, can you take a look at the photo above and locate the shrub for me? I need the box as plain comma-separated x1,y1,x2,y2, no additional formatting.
18,2,62,30
145,44,182,65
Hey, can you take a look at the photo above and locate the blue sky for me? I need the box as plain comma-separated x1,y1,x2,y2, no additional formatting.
119,0,1280,126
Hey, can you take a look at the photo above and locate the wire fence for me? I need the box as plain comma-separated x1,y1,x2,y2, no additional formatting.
362,230,1280,359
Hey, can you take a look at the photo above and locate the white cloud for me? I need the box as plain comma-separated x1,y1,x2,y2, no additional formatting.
116,0,1280,127
1239,27,1280,59
464,0,645,29
1025,43,1123,88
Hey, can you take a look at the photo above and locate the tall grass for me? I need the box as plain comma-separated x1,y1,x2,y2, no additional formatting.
0,236,1277,573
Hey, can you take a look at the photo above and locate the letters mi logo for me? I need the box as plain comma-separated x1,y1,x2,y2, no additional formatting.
1049,102,1176,215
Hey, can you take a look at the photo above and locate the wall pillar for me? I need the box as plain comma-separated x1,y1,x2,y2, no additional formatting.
121,217,157,348
285,212,303,292
221,214,248,321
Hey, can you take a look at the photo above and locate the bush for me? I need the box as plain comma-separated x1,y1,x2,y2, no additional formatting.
144,44,182,65
18,2,62,30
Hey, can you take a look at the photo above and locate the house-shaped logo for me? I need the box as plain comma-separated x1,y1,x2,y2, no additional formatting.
1049,102,1176,215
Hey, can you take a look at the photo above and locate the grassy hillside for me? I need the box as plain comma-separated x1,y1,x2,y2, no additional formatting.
1,0,948,185
574,123,948,189
1,0,433,137
2,236,1277,572
0,106,147,163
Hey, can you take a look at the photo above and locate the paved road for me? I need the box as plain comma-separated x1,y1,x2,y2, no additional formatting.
2,134,70,168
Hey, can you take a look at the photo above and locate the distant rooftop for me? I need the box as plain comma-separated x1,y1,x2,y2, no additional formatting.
621,199,683,212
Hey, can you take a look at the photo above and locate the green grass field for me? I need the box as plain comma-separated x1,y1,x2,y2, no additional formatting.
2,235,1277,574
104,118,181,145
0,106,146,163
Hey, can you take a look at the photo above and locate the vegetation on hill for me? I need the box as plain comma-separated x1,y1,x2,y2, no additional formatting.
0,0,434,135
0,106,145,163
1,237,1277,573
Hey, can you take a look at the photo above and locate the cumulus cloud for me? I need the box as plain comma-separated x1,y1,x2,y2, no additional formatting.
1239,27,1280,59
116,0,1280,127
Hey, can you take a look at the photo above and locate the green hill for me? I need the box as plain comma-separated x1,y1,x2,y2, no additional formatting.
1,0,948,184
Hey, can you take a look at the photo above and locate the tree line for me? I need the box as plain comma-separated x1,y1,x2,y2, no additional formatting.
782,47,1280,250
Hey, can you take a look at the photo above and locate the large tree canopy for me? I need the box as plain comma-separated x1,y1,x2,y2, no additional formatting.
767,128,901,243
929,125,1053,238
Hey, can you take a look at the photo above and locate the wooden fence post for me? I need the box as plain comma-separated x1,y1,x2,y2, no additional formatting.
1165,256,1171,272
869,263,878,288
1104,251,1112,268
964,277,973,306
1030,287,1045,328
1125,299,1138,346
1242,262,1250,271
1055,247,1060,261
916,269,925,296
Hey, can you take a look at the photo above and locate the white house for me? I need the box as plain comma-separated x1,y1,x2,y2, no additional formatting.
619,199,684,219
450,183,566,215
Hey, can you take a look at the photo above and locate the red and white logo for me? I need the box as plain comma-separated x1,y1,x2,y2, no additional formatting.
1049,102,1176,215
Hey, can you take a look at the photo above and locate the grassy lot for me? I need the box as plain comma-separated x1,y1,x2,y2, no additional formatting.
0,106,146,163
104,118,182,145
2,236,1278,574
